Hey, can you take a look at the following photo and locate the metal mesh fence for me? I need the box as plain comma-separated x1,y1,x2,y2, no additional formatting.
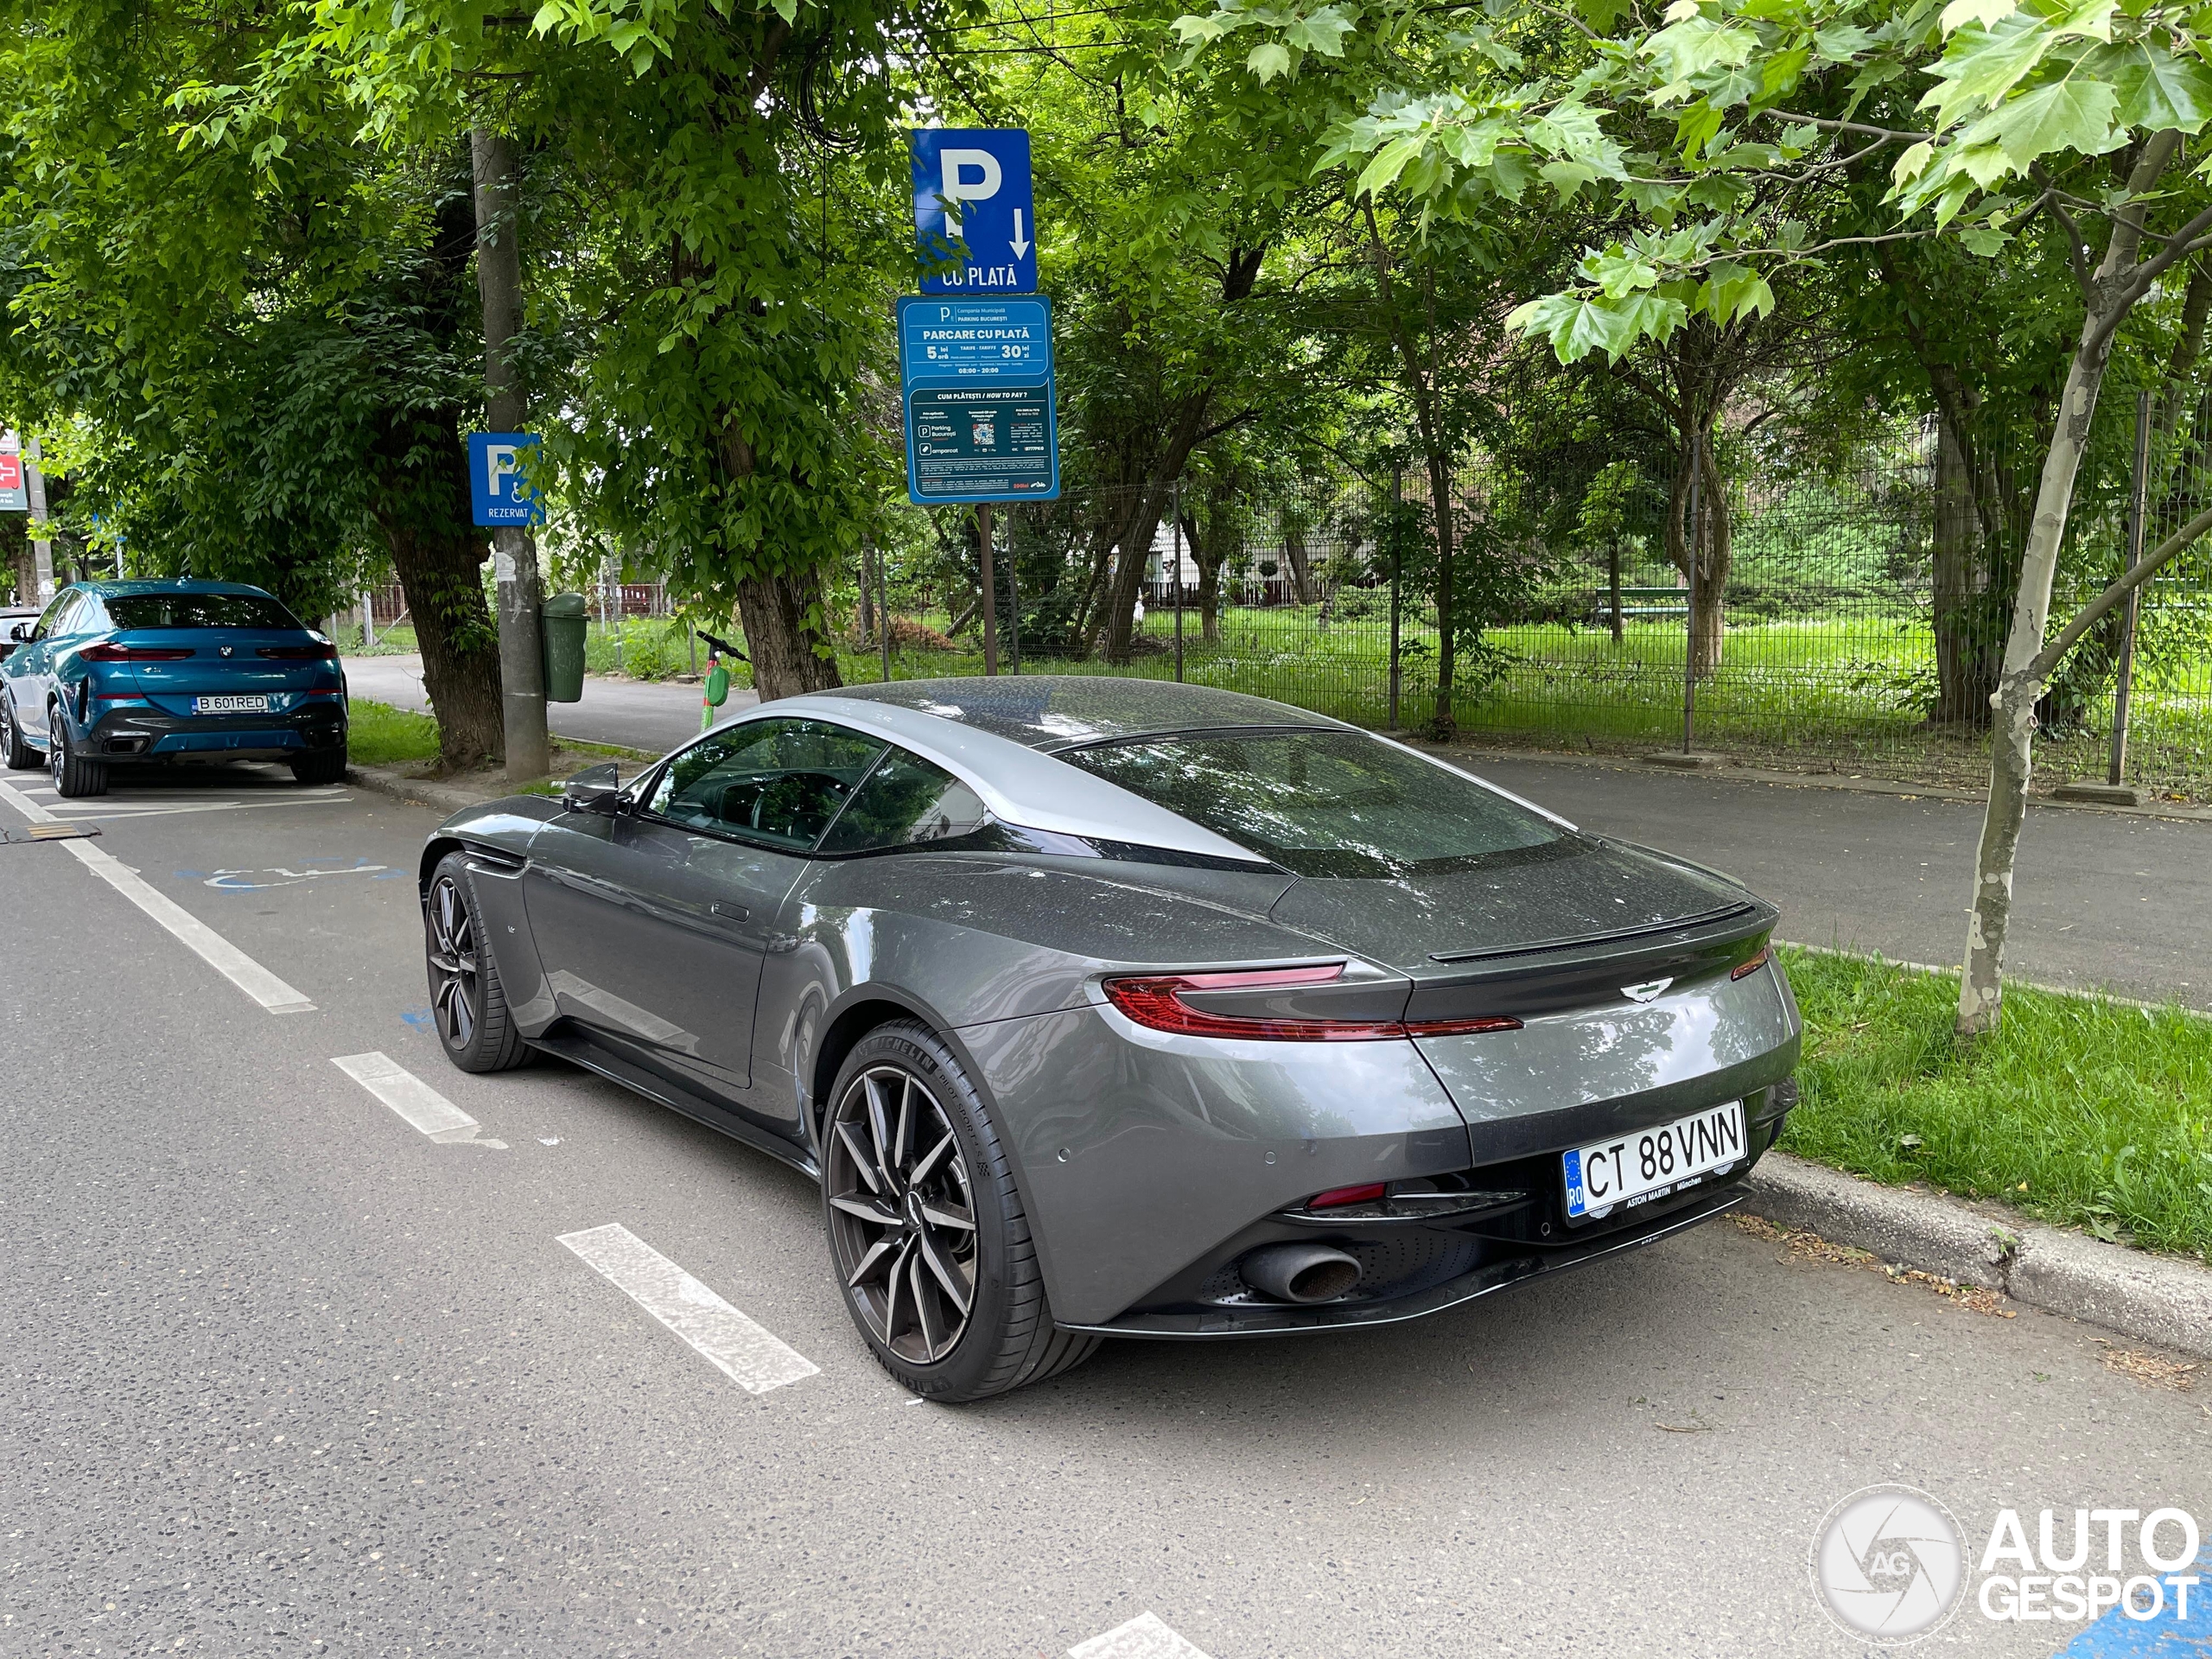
835,415,2212,800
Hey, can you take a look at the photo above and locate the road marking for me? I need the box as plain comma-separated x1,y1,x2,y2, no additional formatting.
332,1052,505,1148
556,1223,818,1395
1070,1613,1215,1659
17,783,347,821
0,778,317,1014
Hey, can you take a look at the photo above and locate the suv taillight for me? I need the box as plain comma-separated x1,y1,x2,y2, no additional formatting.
81,642,194,661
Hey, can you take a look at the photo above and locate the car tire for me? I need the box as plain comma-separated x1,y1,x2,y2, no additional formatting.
424,852,531,1073
821,1020,1100,1402
289,749,347,786
0,696,37,771
48,704,107,798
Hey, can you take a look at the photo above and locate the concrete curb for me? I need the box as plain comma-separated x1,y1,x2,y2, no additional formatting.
346,764,493,820
1738,1151,2212,1360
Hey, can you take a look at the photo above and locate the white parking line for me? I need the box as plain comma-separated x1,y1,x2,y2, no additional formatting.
0,778,317,1014
332,1052,505,1148
1070,1613,1215,1659
556,1223,819,1395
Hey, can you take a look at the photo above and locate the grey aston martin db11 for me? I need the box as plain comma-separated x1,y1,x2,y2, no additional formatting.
419,677,1801,1401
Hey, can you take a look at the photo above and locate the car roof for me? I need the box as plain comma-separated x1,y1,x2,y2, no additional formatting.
823,675,1348,753
74,579,279,599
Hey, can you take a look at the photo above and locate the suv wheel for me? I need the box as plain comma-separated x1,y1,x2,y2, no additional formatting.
290,748,347,786
821,1021,1099,1402
0,696,37,771
48,704,107,798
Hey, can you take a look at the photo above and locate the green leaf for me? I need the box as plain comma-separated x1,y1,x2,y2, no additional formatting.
1892,138,1935,181
1970,75,2120,167
2088,39,2212,131
1955,221,2012,251
1285,5,1354,55
1541,158,1598,198
1574,0,1630,29
1246,40,1292,80
1919,11,2056,126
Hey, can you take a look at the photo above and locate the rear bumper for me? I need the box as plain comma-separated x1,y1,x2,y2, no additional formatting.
86,700,347,760
957,960,1803,1332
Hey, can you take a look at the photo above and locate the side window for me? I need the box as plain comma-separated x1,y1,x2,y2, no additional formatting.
31,592,74,642
819,747,991,855
644,718,886,849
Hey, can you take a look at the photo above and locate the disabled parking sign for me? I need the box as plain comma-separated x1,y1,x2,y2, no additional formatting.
467,432,545,527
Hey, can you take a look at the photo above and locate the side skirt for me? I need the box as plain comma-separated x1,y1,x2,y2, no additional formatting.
531,1030,820,1182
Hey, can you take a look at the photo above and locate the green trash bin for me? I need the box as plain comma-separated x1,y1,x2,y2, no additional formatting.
541,592,588,704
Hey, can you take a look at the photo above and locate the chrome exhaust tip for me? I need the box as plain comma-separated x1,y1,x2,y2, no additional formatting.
1240,1242,1361,1304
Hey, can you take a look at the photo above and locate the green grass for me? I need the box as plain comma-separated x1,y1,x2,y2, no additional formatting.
1777,946,2212,1261
346,696,442,769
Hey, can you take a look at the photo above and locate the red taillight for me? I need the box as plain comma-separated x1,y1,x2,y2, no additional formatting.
258,642,339,660
1731,947,1770,981
1307,1182,1388,1209
81,642,194,662
1100,964,1522,1043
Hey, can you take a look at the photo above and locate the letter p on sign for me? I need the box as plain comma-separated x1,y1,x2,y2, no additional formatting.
937,148,1001,233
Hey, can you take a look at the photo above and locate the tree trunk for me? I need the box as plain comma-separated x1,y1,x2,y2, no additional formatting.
1187,512,1224,643
1607,540,1624,644
1668,433,1731,677
735,567,841,701
1932,412,1998,727
372,415,505,771
1958,135,2176,1038
1283,519,1313,605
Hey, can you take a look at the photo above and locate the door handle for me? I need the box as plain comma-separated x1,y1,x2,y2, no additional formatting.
711,903,748,921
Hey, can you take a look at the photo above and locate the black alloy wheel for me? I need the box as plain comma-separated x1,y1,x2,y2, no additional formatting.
48,703,105,798
423,852,530,1072
825,1063,979,1365
427,872,481,1050
819,1022,1099,1401
0,696,37,771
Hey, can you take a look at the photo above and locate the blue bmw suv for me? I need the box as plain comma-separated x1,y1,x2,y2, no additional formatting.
0,580,349,798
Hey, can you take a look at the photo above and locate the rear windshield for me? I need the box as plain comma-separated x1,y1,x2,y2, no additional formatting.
1062,730,1564,878
107,594,302,630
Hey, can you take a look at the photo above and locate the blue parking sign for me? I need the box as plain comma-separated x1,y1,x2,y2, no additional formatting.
911,130,1038,296
467,433,544,527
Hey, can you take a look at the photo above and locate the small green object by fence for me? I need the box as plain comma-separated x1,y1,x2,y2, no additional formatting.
1596,586,1690,624
540,592,588,703
701,657,731,730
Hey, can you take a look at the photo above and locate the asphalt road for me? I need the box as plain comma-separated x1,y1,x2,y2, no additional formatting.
2,762,2205,1657
344,653,2212,1008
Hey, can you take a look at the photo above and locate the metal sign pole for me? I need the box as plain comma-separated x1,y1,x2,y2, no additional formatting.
2110,391,2152,786
978,502,998,676
1683,428,1702,755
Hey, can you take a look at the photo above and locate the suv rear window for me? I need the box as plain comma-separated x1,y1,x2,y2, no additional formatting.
1061,730,1563,878
107,594,302,630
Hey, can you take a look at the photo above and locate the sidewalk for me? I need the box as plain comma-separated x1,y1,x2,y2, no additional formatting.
343,655,2212,1008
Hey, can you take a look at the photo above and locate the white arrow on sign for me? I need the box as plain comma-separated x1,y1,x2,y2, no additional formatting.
1009,208,1032,259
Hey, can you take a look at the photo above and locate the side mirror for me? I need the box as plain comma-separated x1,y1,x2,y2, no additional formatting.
7,622,29,643
560,761,626,815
